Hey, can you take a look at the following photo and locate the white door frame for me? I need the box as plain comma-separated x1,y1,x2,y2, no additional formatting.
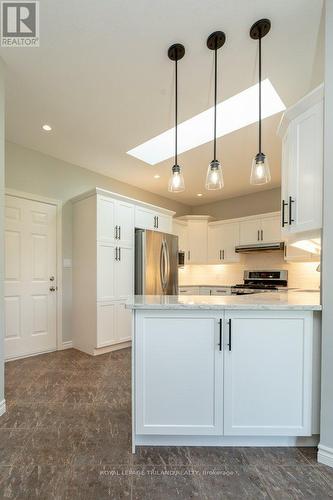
5,188,63,352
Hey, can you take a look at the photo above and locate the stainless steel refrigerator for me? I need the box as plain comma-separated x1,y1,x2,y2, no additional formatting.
135,229,178,295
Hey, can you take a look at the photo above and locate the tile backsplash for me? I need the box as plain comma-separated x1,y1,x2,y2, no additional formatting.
179,253,320,289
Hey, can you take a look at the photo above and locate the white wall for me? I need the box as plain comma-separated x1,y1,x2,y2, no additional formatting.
191,188,281,220
5,141,191,343
318,0,333,468
0,59,5,409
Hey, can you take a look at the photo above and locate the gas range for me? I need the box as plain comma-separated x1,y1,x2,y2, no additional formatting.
231,270,288,295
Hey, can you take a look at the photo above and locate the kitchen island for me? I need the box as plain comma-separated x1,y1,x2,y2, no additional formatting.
127,292,321,452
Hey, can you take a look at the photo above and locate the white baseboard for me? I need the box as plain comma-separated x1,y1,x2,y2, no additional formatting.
318,444,333,468
62,341,73,350
0,399,6,417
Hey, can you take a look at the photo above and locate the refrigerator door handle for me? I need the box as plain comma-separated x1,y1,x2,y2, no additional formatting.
164,239,170,291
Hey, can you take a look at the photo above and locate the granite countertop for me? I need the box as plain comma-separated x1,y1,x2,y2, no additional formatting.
126,291,321,311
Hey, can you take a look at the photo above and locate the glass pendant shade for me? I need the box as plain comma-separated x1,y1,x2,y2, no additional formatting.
168,165,185,192
250,153,271,185
205,160,224,190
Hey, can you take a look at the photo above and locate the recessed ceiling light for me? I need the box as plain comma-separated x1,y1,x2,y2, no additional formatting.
153,174,160,179
197,193,203,197
42,124,52,132
127,79,285,165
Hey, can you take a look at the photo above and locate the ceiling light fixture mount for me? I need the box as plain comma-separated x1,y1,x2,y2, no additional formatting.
168,43,185,193
206,31,226,191
250,18,271,186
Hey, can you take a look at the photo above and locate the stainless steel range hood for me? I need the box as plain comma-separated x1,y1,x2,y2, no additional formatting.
235,242,285,253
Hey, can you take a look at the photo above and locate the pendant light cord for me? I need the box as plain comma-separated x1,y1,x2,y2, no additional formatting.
214,44,217,161
258,35,262,154
175,58,178,167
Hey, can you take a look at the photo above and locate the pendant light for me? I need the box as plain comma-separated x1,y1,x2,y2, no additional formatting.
250,18,271,185
168,43,185,192
206,31,226,190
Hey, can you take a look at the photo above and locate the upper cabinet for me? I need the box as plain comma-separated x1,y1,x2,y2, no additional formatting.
239,213,282,246
208,220,240,264
278,84,324,235
186,217,211,264
135,206,173,233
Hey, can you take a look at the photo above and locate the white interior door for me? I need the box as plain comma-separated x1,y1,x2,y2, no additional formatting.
4,195,58,359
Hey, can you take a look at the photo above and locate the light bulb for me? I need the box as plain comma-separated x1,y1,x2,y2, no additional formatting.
168,165,185,192
205,160,224,190
250,153,271,185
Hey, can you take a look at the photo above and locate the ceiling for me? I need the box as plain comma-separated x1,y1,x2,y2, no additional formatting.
0,0,323,206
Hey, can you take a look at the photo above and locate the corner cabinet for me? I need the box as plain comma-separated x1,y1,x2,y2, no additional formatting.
72,188,174,355
278,84,323,234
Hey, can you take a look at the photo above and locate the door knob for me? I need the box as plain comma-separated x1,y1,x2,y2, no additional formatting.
50,276,55,281
49,286,56,292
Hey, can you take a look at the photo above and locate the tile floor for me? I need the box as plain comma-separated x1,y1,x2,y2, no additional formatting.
1,348,333,499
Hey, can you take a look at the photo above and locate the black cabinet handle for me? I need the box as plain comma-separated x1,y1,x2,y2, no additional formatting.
261,229,263,241
281,200,288,227
157,216,159,228
257,230,260,241
118,226,121,240
218,319,222,351
289,196,295,225
115,247,118,261
227,319,232,351
223,249,225,260
153,216,156,228
118,247,121,261
219,250,222,260
188,250,190,261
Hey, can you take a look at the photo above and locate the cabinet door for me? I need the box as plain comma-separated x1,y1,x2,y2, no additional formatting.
135,311,223,435
221,222,240,262
289,102,323,233
115,302,132,343
187,220,208,264
116,201,134,248
207,225,222,264
97,243,116,301
280,130,292,233
155,213,172,233
97,196,116,243
261,216,282,243
135,207,155,230
115,246,134,300
224,310,313,436
97,302,116,347
239,219,261,245
173,221,188,253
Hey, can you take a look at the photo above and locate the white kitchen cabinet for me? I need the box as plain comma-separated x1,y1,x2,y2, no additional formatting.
239,213,281,245
97,301,132,347
223,310,313,436
185,217,211,264
173,219,188,251
72,188,174,355
135,311,223,435
208,221,240,264
210,287,231,296
135,206,173,233
278,85,323,234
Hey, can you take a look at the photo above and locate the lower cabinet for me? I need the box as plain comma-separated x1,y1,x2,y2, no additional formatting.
223,310,313,436
135,311,223,435
97,301,132,348
135,310,317,437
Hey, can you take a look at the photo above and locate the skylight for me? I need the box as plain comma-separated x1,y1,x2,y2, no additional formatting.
127,79,285,165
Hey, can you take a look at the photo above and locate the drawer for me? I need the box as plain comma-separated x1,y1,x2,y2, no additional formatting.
178,287,200,295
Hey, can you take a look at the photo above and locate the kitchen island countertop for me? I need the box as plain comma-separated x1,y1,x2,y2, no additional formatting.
126,291,321,311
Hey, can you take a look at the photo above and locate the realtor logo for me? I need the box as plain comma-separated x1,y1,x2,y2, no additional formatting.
1,1,39,46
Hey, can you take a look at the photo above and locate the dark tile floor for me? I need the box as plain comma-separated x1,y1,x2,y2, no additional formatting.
1,348,333,499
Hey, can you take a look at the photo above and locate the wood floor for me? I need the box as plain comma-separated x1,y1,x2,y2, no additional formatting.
1,348,333,499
